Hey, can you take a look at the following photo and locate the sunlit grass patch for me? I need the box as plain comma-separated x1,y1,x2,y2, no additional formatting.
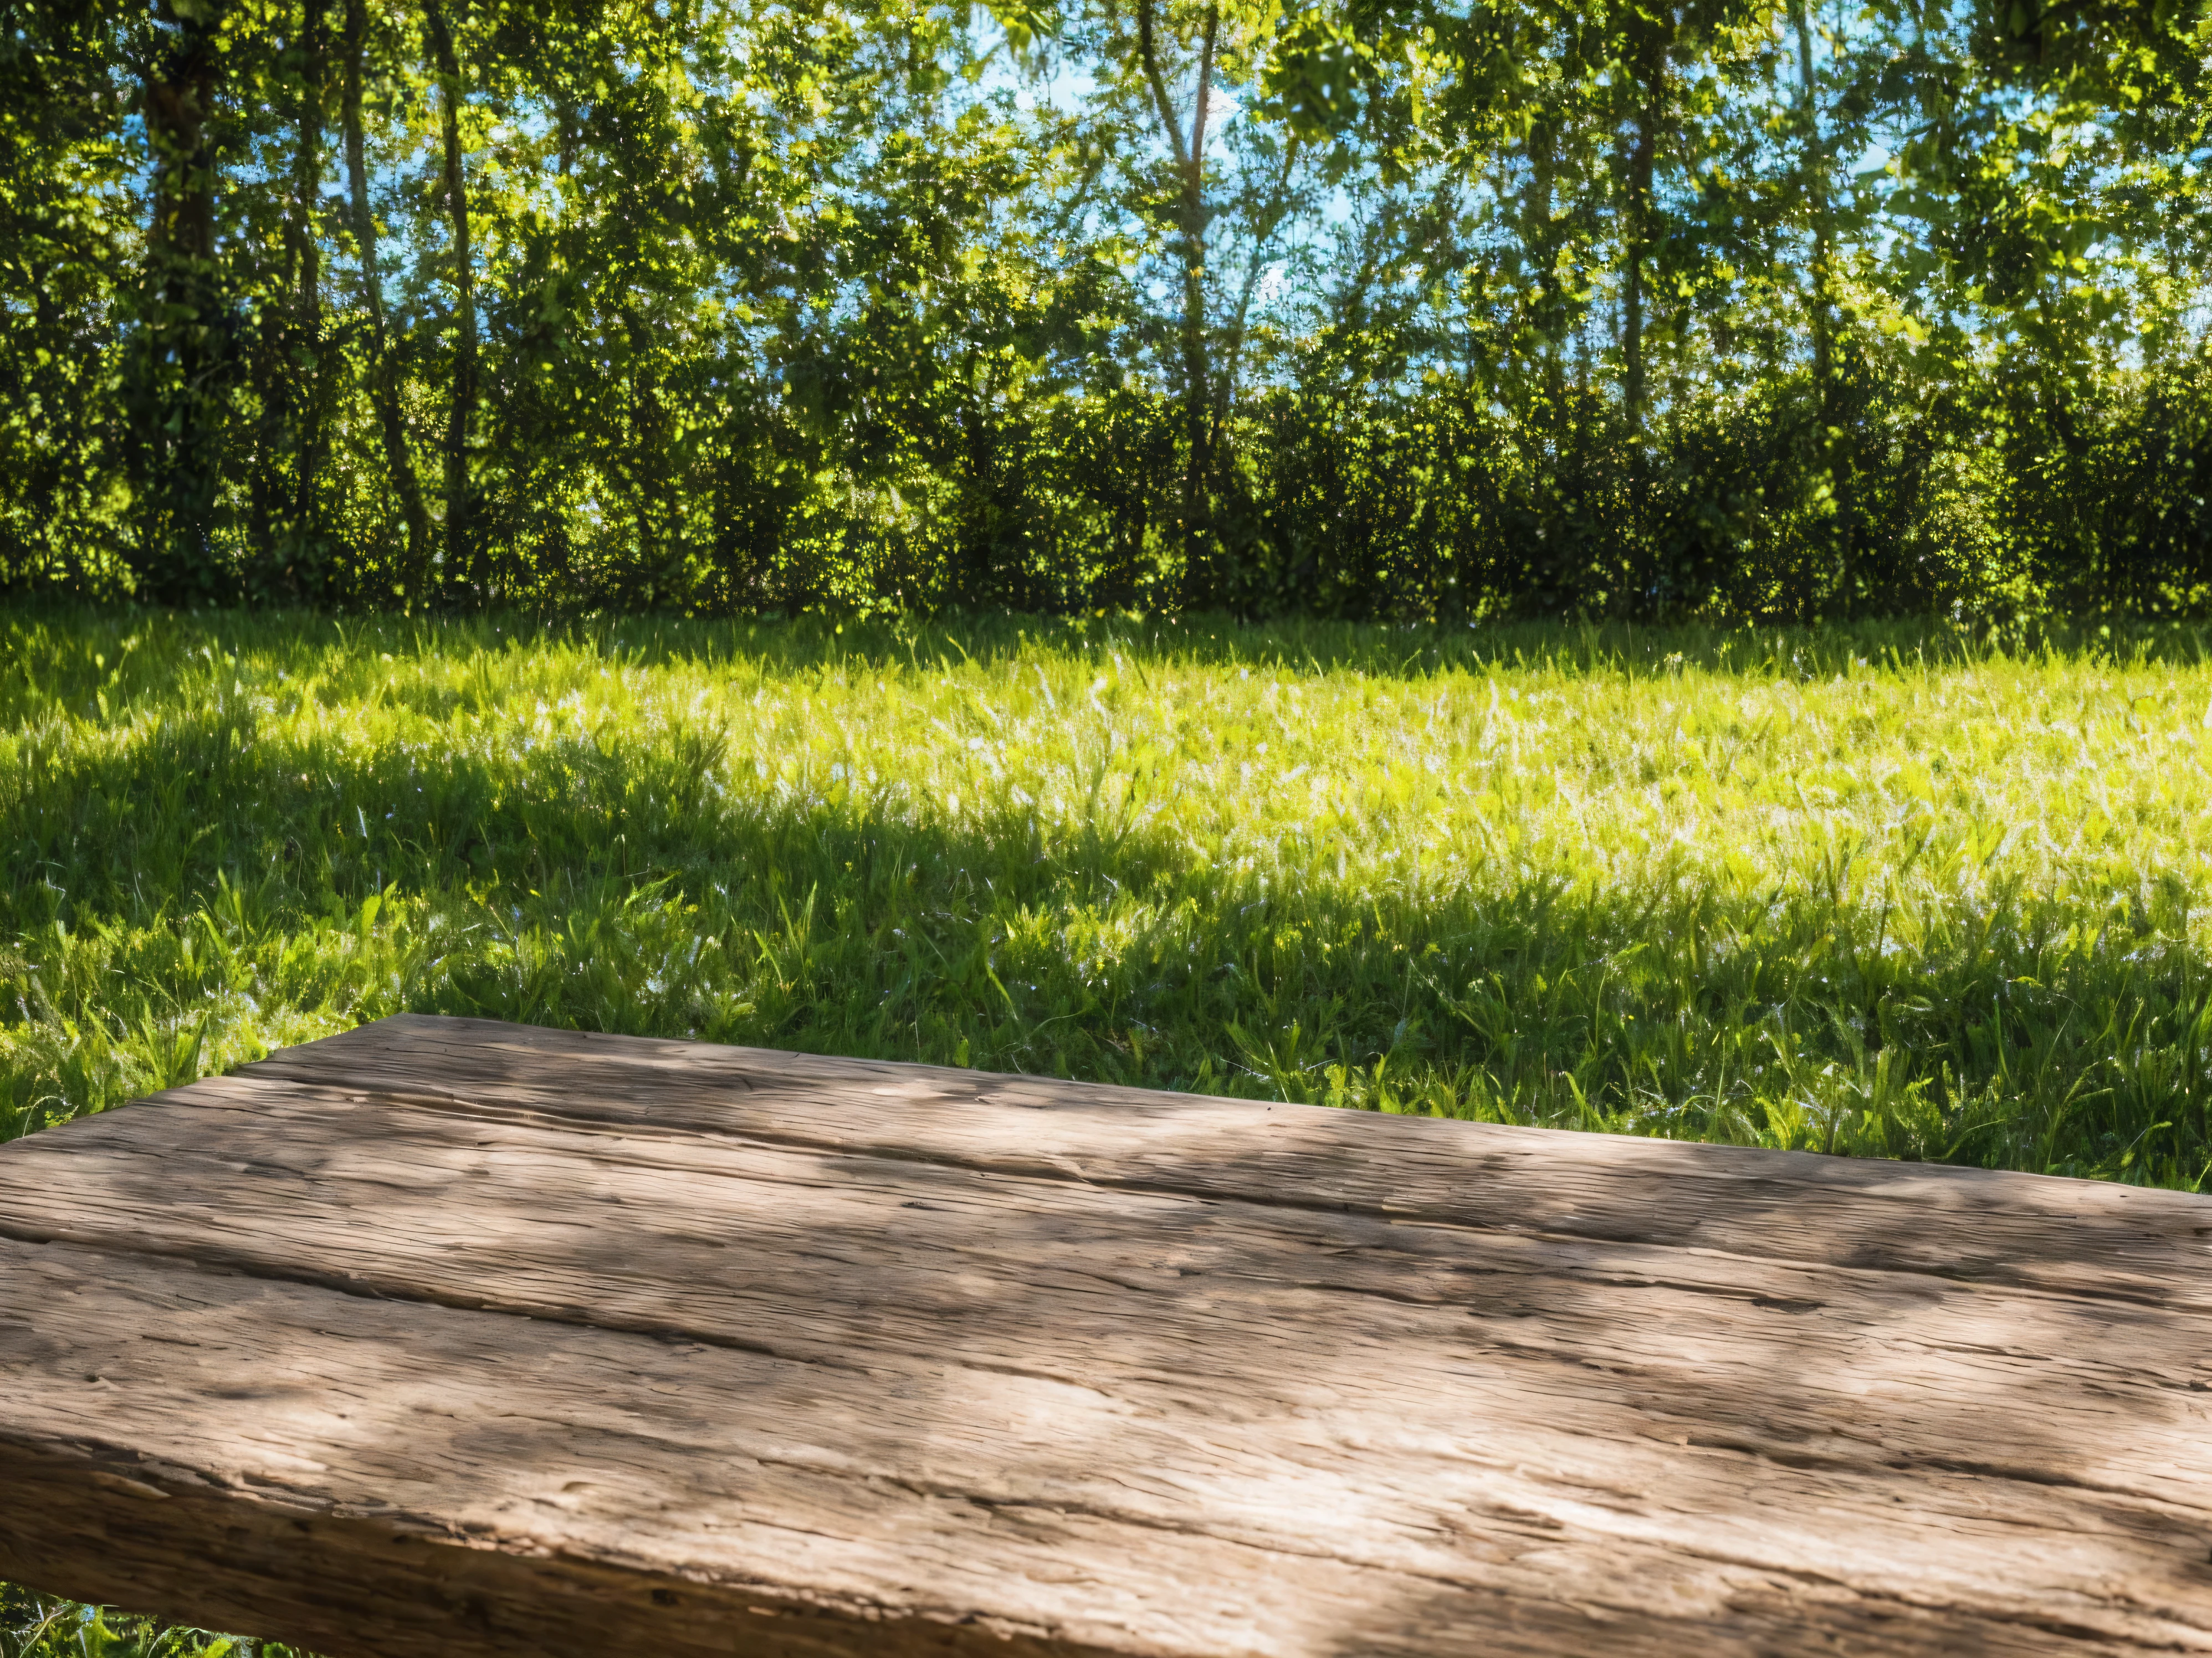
5,607,2212,1190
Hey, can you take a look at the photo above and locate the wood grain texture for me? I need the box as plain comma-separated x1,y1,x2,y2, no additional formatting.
2,1013,2209,1658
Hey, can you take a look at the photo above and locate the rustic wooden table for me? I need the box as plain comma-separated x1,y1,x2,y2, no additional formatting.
2,1014,2209,1657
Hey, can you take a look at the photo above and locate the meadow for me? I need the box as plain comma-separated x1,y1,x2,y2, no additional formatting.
8,608,2212,1186
10,604,2212,1652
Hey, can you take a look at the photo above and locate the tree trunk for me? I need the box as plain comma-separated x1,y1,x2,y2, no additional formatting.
341,0,431,591
1621,41,1663,450
139,0,225,597
1208,139,1298,465
423,0,478,595
1526,103,1564,411
1620,30,1667,600
1793,0,1850,615
1792,3,1833,416
289,0,330,577
1137,0,1220,610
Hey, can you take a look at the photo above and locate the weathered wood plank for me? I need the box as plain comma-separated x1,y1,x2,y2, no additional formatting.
243,1015,2212,1311
0,1012,2208,1658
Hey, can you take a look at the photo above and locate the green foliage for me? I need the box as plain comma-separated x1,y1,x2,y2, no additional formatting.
5,0,2212,618
0,1586,307,1658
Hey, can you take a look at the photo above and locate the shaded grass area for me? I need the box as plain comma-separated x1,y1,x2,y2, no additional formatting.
10,603,2212,1647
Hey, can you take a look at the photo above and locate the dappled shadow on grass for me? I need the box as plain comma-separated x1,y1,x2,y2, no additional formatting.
7,687,2212,1188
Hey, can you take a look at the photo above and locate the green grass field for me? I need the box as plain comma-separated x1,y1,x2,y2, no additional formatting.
9,608,2212,1176
6,605,2212,1650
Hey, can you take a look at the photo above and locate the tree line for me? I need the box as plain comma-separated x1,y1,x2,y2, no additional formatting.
2,0,2210,620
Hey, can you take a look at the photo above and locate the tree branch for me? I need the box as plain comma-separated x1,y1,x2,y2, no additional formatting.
1135,0,1190,174
1210,137,1301,455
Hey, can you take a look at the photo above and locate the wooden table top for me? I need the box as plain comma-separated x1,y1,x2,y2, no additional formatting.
2,1013,2209,1657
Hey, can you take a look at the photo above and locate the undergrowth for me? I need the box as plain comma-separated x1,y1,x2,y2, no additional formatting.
0,1586,304,1658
